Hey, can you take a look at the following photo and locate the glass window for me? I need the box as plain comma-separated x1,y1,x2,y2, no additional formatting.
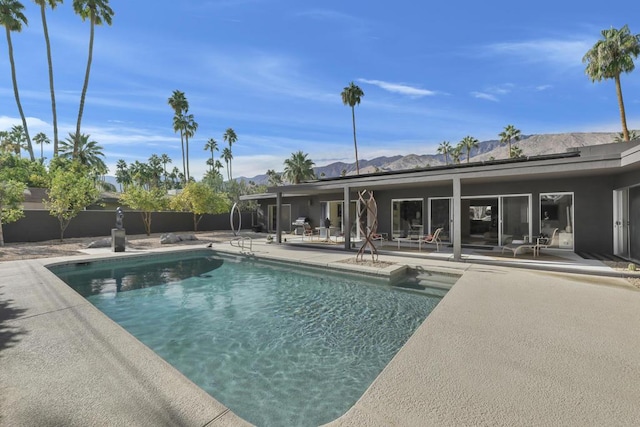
391,199,423,239
540,193,574,249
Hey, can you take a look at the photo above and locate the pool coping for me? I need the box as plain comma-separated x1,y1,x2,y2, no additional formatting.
2,243,640,426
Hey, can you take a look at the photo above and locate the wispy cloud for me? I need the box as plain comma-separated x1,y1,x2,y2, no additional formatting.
358,79,437,97
470,84,513,102
483,37,592,68
470,92,499,102
536,84,553,91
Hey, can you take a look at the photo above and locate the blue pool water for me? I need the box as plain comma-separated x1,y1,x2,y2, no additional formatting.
51,251,445,426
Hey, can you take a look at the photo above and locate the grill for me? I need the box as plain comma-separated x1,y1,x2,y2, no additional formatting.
292,217,310,235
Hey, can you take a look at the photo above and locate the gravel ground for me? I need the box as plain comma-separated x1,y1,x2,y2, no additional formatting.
0,231,249,262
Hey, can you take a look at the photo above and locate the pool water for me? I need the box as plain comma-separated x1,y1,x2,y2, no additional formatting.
52,252,445,426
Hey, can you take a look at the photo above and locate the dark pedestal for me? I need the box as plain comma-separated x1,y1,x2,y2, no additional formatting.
111,228,126,252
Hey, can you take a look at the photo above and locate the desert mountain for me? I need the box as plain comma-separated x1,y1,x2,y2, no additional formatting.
242,132,628,185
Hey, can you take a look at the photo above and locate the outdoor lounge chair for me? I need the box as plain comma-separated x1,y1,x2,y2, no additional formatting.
420,228,443,252
501,241,538,257
535,228,559,255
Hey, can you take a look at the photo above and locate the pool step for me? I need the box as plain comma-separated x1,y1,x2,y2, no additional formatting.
392,282,449,298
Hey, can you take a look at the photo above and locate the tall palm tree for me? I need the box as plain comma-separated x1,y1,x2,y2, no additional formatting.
168,90,188,180
437,141,452,165
460,136,479,163
0,0,35,161
34,0,62,155
204,138,218,172
499,124,521,158
33,131,50,162
72,0,114,156
283,151,316,184
223,128,237,180
182,114,197,181
341,81,364,175
583,25,640,142
221,146,232,181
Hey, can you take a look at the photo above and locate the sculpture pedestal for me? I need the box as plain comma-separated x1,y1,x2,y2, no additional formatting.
111,228,126,252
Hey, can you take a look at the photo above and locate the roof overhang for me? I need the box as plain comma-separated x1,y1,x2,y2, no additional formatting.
253,143,640,197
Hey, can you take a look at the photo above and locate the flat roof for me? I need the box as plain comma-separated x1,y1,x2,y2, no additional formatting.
250,141,640,196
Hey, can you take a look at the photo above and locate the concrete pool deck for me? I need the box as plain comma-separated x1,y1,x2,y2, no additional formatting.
1,240,639,426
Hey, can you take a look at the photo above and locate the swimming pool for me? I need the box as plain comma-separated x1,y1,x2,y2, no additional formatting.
51,251,450,426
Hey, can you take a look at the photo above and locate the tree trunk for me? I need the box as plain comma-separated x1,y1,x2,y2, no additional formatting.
76,13,95,156
0,211,4,247
142,212,152,236
6,28,34,161
180,130,186,183
185,134,190,181
41,4,59,156
615,75,630,142
351,106,359,175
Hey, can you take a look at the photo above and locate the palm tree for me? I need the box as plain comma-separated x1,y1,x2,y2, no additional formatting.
266,169,282,186
8,125,25,156
72,0,113,156
614,130,639,142
33,132,50,162
437,141,452,165
214,159,224,176
0,0,35,161
583,25,640,142
114,159,130,191
499,124,521,158
459,136,479,163
182,113,197,181
341,81,364,175
204,138,218,172
160,153,171,187
168,90,188,179
283,151,316,184
34,0,62,155
172,113,188,181
59,133,105,171
223,128,237,180
221,146,233,181
451,145,463,164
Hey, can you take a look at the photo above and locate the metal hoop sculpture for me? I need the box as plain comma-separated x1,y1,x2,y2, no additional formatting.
230,202,242,236
356,189,379,262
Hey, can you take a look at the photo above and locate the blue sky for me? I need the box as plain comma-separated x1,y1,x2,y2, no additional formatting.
1,0,640,179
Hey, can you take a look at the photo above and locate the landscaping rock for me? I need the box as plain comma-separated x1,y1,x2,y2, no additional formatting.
86,238,112,248
160,233,198,244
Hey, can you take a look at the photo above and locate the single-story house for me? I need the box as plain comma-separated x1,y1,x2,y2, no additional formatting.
241,141,640,263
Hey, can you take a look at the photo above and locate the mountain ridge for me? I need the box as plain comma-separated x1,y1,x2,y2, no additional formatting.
240,131,626,185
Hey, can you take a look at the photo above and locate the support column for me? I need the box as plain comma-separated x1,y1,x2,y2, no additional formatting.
343,186,351,250
453,176,462,261
276,192,282,244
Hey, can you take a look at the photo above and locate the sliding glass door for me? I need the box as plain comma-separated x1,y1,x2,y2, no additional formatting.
429,198,452,242
391,198,423,239
501,195,531,245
